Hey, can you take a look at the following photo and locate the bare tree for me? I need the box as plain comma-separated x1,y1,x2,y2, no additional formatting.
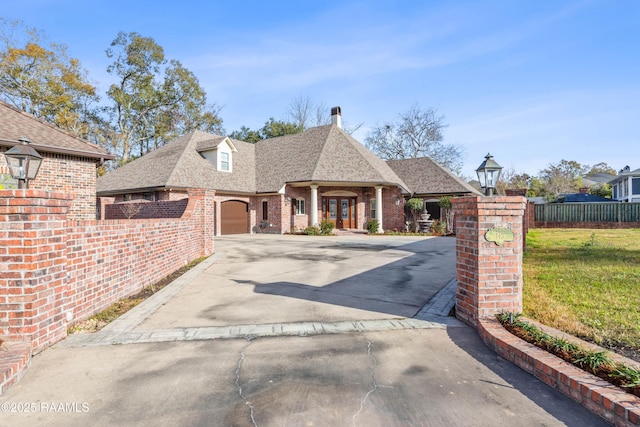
286,95,328,128
285,95,363,135
365,105,464,174
119,202,144,219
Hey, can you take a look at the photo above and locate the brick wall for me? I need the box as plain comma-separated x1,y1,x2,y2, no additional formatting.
452,196,527,327
0,190,73,352
255,194,285,234
103,199,189,219
0,188,214,353
0,150,99,220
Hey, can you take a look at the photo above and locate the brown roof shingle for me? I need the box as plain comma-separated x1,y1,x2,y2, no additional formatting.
98,124,412,195
254,125,409,192
0,100,113,160
387,157,481,196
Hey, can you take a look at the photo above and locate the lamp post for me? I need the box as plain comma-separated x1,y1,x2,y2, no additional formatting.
4,137,43,189
475,153,503,196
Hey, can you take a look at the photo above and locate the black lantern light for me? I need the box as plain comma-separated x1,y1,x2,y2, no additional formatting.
4,137,43,189
475,153,503,196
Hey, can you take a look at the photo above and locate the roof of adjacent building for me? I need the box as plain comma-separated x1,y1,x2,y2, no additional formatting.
386,157,481,196
608,166,640,183
0,100,114,161
556,193,614,203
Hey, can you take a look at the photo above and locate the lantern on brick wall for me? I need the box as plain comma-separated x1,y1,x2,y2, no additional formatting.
475,153,503,196
4,137,43,189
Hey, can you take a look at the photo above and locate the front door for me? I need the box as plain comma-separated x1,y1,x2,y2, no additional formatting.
322,197,356,228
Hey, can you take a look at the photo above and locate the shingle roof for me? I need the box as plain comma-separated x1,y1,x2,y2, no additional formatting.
387,157,481,196
97,131,256,194
0,100,113,160
557,193,613,203
608,167,640,184
254,125,409,192
98,124,411,195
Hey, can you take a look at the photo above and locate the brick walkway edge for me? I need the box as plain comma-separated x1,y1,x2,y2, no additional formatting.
478,317,640,426
0,341,30,395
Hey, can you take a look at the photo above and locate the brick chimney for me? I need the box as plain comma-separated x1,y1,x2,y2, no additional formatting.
331,106,342,129
579,187,588,194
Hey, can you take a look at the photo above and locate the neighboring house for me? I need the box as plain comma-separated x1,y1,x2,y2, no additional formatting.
387,157,481,219
609,166,640,203
0,101,114,220
97,108,472,234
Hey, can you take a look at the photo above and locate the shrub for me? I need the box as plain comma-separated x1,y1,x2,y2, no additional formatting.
430,219,446,235
319,219,335,235
366,219,379,234
304,226,321,235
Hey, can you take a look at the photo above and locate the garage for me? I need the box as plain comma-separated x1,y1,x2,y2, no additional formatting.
221,200,249,235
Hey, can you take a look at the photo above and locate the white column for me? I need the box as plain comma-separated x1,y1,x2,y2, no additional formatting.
310,185,319,226
375,185,383,233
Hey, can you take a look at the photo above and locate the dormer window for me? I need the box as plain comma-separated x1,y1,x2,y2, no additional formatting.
220,152,230,171
197,137,236,173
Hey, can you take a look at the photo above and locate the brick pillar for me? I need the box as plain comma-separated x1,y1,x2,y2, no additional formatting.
452,196,527,328
186,188,215,256
202,190,215,256
0,190,73,353
98,196,115,220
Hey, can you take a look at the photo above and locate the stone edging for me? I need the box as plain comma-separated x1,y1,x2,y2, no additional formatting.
478,317,640,426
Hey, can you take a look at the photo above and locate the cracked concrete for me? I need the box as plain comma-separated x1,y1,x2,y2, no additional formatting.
352,339,381,426
0,235,609,426
234,338,257,427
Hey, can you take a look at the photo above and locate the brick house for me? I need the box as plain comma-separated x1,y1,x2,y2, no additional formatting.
0,101,114,219
97,107,476,234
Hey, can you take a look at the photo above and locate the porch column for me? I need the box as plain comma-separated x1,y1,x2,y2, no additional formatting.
310,184,319,226
375,185,384,233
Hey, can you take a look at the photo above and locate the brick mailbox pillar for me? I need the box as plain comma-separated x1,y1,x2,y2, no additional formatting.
452,196,527,328
0,190,73,353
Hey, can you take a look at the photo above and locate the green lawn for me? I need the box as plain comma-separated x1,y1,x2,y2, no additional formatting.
523,228,640,359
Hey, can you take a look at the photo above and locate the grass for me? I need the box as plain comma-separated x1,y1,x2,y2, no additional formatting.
523,228,640,361
68,256,208,334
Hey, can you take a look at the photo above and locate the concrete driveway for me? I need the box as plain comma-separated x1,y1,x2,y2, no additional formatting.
0,235,607,426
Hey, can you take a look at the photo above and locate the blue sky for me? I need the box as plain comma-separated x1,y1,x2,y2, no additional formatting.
3,0,639,178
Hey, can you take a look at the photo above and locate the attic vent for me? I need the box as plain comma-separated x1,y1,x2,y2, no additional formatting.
331,106,342,129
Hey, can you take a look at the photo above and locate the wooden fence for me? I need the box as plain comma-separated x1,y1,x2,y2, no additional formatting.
534,202,640,225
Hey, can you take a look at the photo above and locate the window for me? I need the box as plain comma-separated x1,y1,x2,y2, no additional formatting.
295,199,305,215
220,152,230,171
370,199,376,219
262,201,268,221
124,194,132,202
633,178,640,195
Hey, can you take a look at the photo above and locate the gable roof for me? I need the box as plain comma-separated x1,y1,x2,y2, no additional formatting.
0,100,113,161
387,157,481,196
98,124,410,195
